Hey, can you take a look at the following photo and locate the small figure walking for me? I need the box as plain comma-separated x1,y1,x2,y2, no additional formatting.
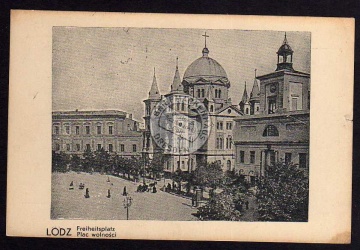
84,188,90,198
79,183,84,189
107,189,111,198
123,186,127,196
69,181,74,190
152,186,157,193
107,176,110,182
245,200,249,210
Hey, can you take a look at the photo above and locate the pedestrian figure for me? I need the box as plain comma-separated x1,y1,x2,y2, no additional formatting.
84,188,90,198
245,200,249,210
123,186,127,196
153,186,157,193
79,183,84,189
69,181,74,190
107,176,110,182
107,189,111,198
167,183,171,192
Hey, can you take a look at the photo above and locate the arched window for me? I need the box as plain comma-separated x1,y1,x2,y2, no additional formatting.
263,125,279,136
227,160,231,171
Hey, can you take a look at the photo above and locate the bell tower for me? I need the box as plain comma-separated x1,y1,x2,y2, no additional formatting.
276,33,294,72
143,68,161,153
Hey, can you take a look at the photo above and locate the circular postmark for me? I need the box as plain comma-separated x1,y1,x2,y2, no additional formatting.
150,94,210,154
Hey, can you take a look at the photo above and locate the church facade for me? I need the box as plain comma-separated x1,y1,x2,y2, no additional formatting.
233,34,310,184
143,38,243,174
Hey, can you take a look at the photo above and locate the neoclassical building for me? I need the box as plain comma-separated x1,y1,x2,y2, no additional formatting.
233,34,310,185
52,110,143,158
143,37,243,174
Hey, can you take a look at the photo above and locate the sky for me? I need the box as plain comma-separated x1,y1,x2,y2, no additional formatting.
52,27,310,121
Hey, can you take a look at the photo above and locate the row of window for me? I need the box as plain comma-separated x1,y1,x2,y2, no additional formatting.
196,89,222,98
216,121,233,130
216,137,232,149
239,151,307,168
54,143,137,152
53,125,114,135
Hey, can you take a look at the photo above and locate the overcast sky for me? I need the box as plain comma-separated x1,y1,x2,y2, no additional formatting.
52,27,310,121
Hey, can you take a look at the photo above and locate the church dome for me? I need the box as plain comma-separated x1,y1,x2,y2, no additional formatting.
183,47,229,86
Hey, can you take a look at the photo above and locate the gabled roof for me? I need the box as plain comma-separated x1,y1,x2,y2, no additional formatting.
215,104,243,116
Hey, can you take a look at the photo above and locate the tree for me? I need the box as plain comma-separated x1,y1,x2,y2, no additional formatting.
52,151,70,173
149,154,164,179
257,162,309,222
193,161,223,189
129,157,142,181
93,148,112,173
70,154,81,172
82,148,95,173
195,190,242,221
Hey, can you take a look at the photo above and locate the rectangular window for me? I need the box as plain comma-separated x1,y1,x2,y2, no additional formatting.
109,144,113,152
240,151,245,163
65,126,70,135
54,126,59,135
292,97,298,111
201,89,205,97
285,153,292,165
269,151,276,166
109,126,113,135
197,89,200,98
181,161,185,169
220,122,223,130
268,97,277,114
76,144,81,151
217,122,223,130
97,126,102,135
299,153,307,168
132,144,137,152
66,144,71,151
75,126,80,135
86,126,90,135
86,144,91,151
250,151,255,164
120,144,125,152
226,122,232,130
97,144,102,150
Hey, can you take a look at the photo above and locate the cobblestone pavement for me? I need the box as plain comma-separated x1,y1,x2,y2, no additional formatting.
51,172,198,221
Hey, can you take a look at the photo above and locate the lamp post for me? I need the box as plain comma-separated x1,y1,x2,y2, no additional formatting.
123,196,133,220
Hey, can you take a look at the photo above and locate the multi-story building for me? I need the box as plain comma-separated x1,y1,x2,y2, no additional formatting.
233,34,310,185
52,110,143,158
143,37,243,174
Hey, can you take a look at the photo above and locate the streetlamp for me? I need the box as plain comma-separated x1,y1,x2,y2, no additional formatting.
123,196,133,220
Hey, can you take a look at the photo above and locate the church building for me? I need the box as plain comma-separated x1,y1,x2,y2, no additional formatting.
143,33,243,174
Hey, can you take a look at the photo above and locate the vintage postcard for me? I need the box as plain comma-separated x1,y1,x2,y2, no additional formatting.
7,11,353,243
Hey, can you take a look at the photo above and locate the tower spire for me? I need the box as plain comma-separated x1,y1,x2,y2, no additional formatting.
148,67,161,99
171,57,183,93
241,81,249,104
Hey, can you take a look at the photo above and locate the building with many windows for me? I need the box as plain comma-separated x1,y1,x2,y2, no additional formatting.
143,36,243,174
233,34,310,185
52,110,143,158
